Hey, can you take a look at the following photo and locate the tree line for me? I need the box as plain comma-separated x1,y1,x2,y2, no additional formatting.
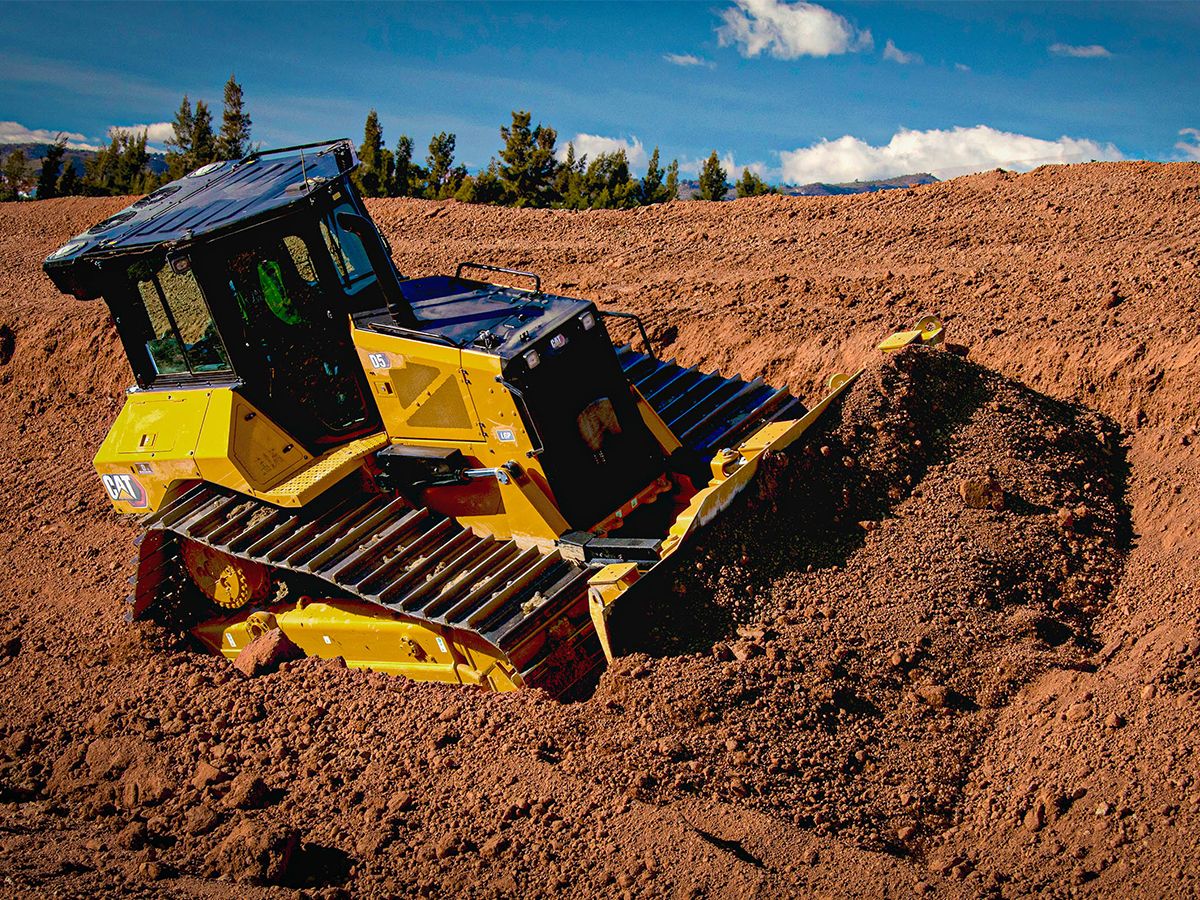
0,75,252,201
1,82,776,204
351,108,773,207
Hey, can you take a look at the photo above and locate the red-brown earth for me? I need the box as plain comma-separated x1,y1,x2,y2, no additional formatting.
1,160,1198,897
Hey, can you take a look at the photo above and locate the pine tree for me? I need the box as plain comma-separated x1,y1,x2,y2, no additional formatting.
36,137,66,199
217,75,252,160
735,167,773,198
425,132,457,199
640,146,666,204
392,135,414,197
698,151,728,201
56,160,79,196
498,111,559,206
583,151,638,209
356,110,387,197
165,95,195,180
665,159,679,201
190,101,217,168
81,131,154,196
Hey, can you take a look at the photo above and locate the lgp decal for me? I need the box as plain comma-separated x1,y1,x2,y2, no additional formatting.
101,473,148,508
494,427,517,444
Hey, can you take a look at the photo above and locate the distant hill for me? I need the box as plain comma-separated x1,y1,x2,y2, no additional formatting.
0,142,169,178
678,172,939,200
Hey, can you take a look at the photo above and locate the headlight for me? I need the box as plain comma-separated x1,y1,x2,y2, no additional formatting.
581,312,596,330
524,350,540,369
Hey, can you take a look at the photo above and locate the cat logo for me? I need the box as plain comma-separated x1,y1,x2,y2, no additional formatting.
100,473,148,508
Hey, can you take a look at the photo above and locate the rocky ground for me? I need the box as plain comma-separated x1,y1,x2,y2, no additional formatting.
0,160,1198,897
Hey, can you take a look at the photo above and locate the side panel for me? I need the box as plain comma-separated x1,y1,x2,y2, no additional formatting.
93,389,210,513
93,385,325,514
352,326,568,545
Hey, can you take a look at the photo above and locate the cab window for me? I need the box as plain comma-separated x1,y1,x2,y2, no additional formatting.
127,256,231,378
320,206,375,291
225,231,371,439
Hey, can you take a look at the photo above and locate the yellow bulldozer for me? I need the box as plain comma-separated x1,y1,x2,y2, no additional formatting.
44,140,942,697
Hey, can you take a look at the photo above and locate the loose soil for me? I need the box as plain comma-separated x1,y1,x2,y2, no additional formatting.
1,161,1198,897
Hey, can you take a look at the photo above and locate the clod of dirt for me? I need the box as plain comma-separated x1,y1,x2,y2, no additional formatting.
958,475,1005,510
222,772,270,810
233,627,304,677
205,817,299,884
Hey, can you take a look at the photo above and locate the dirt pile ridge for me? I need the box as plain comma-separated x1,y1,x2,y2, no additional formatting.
1,160,1198,897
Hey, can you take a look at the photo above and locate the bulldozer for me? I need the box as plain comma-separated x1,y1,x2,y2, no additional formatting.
44,140,943,697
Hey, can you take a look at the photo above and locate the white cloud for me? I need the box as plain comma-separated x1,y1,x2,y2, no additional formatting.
558,133,649,169
778,125,1123,183
0,121,97,150
955,62,971,72
716,0,872,60
883,39,922,65
1177,128,1200,161
107,122,174,144
664,53,716,69
1049,43,1112,58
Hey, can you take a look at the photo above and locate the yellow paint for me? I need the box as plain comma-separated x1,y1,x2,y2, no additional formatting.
587,563,640,662
193,595,522,691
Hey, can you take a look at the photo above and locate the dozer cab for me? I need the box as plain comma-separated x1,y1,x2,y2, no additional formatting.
44,140,943,697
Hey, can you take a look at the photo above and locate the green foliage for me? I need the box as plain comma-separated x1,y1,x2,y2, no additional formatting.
56,160,79,197
735,167,773,198
665,159,679,201
216,75,252,160
454,159,507,204
0,149,29,200
582,151,639,209
425,131,463,199
191,101,217,168
698,151,728,201
355,109,393,198
82,131,154,196
498,111,559,207
392,135,416,197
36,137,66,199
165,95,195,180
640,147,669,204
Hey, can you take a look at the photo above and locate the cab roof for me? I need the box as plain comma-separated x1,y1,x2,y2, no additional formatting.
43,140,357,279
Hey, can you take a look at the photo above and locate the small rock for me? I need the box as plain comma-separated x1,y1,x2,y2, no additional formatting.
916,684,951,709
1023,803,1046,831
897,825,917,841
193,761,230,791
1105,712,1125,729
480,835,509,859
224,772,270,810
731,642,764,661
186,804,221,836
958,476,1004,510
204,817,298,884
435,833,460,859
233,629,304,678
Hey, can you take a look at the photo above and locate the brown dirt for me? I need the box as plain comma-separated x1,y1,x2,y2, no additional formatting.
1,160,1198,897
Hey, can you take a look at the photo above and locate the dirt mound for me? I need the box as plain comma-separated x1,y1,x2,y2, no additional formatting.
1,161,1199,896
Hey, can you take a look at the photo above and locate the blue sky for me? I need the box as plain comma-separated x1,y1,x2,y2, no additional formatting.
2,1,1199,182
